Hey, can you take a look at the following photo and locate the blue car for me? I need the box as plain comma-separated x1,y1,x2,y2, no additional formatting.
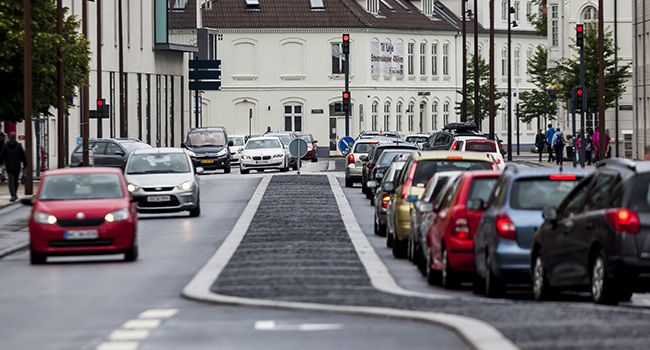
473,164,590,297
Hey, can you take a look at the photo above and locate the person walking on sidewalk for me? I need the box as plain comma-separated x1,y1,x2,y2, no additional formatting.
0,132,27,201
535,129,546,162
551,128,565,165
545,124,556,162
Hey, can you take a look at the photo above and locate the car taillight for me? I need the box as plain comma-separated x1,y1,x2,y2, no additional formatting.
382,194,391,208
368,162,375,169
549,174,577,180
402,162,418,199
451,141,459,151
606,208,640,234
496,212,516,240
452,217,471,240
348,154,355,164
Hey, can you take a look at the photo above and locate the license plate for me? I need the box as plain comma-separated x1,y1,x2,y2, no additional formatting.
147,195,170,202
201,159,214,164
255,160,269,164
65,230,99,240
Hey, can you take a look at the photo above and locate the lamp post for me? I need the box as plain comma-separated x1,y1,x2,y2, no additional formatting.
461,0,468,122
507,5,518,161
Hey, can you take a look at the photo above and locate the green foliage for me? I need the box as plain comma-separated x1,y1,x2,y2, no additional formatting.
518,45,557,124
555,23,631,115
0,0,90,123
527,0,548,37
455,54,503,125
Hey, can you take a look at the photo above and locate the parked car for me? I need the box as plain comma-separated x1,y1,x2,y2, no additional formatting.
473,165,589,297
409,171,462,275
344,139,380,187
360,141,418,198
368,151,414,205
531,159,650,305
451,138,505,170
424,170,501,288
263,132,298,170
422,122,484,151
23,167,138,264
124,148,202,217
384,151,497,258
367,160,408,237
483,133,506,156
239,137,290,174
296,133,318,162
405,134,430,148
228,135,249,164
70,138,152,170
182,126,233,173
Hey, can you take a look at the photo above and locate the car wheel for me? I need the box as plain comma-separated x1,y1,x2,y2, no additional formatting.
417,240,428,276
345,177,353,188
591,250,619,305
412,238,422,266
224,166,231,174
473,268,486,295
312,157,318,162
241,169,250,174
386,229,394,247
392,235,408,259
361,181,368,194
442,247,459,289
189,198,201,217
30,249,46,265
532,252,556,301
426,246,441,285
485,253,506,298
370,196,375,206
124,240,139,262
365,188,373,200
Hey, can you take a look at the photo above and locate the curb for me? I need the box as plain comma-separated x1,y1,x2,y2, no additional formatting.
182,174,520,350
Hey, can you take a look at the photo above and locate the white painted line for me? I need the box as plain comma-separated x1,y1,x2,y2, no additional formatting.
122,319,162,329
96,341,140,350
254,320,343,332
254,320,277,330
328,160,335,170
138,309,178,319
298,323,343,331
109,329,150,341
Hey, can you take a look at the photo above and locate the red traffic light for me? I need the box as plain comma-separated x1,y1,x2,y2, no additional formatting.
343,34,350,42
576,24,583,33
97,99,104,106
343,92,350,99
576,88,583,96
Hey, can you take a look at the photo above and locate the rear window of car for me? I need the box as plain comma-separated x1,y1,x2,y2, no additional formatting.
127,153,191,174
188,131,227,147
406,136,429,143
510,177,580,210
297,135,314,143
229,137,245,146
39,173,124,200
121,142,153,152
467,177,498,203
377,151,413,166
353,142,376,153
412,160,493,187
466,141,496,152
629,174,650,212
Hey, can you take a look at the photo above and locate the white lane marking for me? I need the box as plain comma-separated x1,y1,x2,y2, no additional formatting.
254,320,343,331
328,160,335,170
122,319,162,329
109,329,151,341
138,309,178,319
96,342,140,350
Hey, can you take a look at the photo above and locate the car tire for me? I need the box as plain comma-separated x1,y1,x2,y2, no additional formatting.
365,189,373,200
370,196,375,206
386,229,394,247
473,269,486,295
392,236,408,259
442,247,459,289
591,250,619,305
361,182,368,194
345,177,353,188
124,240,139,262
485,253,506,298
241,169,250,174
189,198,201,217
426,246,441,285
532,251,556,301
224,166,231,174
312,157,318,162
30,249,46,265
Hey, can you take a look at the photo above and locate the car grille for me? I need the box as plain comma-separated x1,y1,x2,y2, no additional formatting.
198,153,219,158
57,218,105,228
142,187,174,192
49,239,114,247
138,196,181,208
252,155,272,161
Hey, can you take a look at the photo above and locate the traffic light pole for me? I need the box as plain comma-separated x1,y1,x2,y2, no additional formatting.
579,31,586,168
344,47,350,137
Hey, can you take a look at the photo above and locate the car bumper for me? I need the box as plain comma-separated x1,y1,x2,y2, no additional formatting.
133,190,198,213
302,149,317,159
230,153,241,164
240,158,285,171
192,156,230,170
29,220,135,255
491,239,532,282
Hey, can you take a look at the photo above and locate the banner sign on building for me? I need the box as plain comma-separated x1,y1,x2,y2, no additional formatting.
370,42,404,77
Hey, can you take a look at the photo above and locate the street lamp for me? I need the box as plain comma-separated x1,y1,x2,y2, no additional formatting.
507,4,515,161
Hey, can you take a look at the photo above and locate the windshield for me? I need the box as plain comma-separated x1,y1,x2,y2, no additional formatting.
510,178,580,210
466,141,497,152
406,136,429,143
229,137,245,146
187,131,226,147
122,142,153,152
298,135,313,143
126,153,191,174
412,160,492,187
377,151,413,167
246,139,282,150
467,177,498,203
39,173,124,200
353,142,376,154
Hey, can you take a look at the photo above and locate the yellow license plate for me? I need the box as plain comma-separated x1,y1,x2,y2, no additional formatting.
201,159,214,164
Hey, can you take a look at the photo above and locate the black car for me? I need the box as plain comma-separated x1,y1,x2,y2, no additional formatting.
531,158,650,305
422,122,484,151
70,138,153,170
182,127,233,173
360,141,418,198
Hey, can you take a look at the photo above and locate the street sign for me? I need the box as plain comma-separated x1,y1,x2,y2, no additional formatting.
338,136,355,154
189,70,222,80
189,59,221,69
189,81,221,91
289,139,308,158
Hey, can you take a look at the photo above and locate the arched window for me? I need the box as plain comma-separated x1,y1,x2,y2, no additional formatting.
431,43,438,76
443,102,450,126
582,6,597,23
383,101,391,130
501,47,508,77
408,102,415,131
442,43,449,76
432,101,438,131
514,48,520,77
396,102,403,132
371,101,378,131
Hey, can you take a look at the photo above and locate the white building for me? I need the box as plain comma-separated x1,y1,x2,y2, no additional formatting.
634,0,650,158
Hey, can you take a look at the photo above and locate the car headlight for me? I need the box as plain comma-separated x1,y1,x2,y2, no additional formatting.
185,149,197,157
217,148,228,156
177,181,193,191
241,155,251,160
33,211,57,225
127,183,140,192
105,208,130,223
273,154,284,158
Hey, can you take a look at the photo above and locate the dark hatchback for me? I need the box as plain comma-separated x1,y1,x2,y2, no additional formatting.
531,159,650,305
70,138,152,170
360,141,418,198
182,127,233,173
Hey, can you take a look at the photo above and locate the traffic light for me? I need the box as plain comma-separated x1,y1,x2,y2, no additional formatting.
575,87,584,111
97,98,106,119
342,91,350,111
576,24,584,47
342,34,350,54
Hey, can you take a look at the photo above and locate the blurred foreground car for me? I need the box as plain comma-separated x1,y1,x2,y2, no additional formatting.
23,167,138,264
124,148,202,217
239,137,289,174
531,159,650,305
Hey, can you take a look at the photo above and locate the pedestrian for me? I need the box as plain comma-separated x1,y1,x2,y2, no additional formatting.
545,124,556,162
0,127,5,182
583,132,593,165
0,132,27,201
551,128,565,165
535,129,546,162
264,126,272,134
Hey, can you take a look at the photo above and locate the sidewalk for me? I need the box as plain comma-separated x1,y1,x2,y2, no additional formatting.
509,152,598,169
0,177,38,258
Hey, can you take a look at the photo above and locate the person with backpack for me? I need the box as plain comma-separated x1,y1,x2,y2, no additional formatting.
551,128,565,165
545,124,556,162
0,132,27,201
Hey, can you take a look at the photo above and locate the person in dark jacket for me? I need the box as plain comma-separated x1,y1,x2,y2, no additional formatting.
0,132,27,201
535,129,546,162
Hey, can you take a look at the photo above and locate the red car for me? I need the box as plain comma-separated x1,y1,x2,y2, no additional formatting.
23,167,138,264
426,170,500,288
296,133,318,162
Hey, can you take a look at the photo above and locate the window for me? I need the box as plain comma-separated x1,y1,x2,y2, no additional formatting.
584,175,619,211
526,1,532,16
432,102,438,130
442,44,449,76
407,103,415,131
396,102,403,132
514,48,520,77
502,0,508,21
551,5,559,46
408,43,414,75
526,48,532,76
502,48,508,77
309,0,324,10
383,102,391,130
367,0,379,13
443,102,449,126
583,6,597,23
558,178,592,218
331,43,344,74
419,43,426,75
431,43,438,76
514,1,520,21
284,104,303,132
372,102,378,130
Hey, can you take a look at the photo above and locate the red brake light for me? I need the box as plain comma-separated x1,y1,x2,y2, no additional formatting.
348,154,355,164
549,174,577,180
606,208,640,234
452,217,471,240
382,194,391,208
496,212,516,240
447,156,463,160
368,162,375,169
451,141,459,151
402,162,418,199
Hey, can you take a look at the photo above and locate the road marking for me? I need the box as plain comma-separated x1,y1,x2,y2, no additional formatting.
109,329,151,341
96,341,140,350
138,309,178,319
254,320,343,331
328,160,335,170
122,319,162,329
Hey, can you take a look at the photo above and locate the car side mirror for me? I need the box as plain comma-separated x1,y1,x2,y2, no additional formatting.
21,197,33,206
195,167,205,174
115,150,125,156
382,182,395,193
367,162,375,169
367,180,378,189
542,205,558,223
376,172,384,179
405,195,418,203
228,140,234,147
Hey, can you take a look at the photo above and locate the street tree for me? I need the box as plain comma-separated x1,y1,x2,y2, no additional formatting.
555,23,631,119
0,0,90,123
518,45,557,126
526,0,547,37
455,54,502,126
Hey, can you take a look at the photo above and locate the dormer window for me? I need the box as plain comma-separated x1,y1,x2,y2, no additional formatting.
310,0,324,10
245,0,260,10
367,0,379,14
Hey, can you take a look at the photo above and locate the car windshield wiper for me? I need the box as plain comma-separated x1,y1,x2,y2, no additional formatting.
143,170,173,174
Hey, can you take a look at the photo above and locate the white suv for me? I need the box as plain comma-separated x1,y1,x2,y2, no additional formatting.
344,139,379,187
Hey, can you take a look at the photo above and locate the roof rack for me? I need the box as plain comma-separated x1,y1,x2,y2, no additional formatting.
595,158,636,171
